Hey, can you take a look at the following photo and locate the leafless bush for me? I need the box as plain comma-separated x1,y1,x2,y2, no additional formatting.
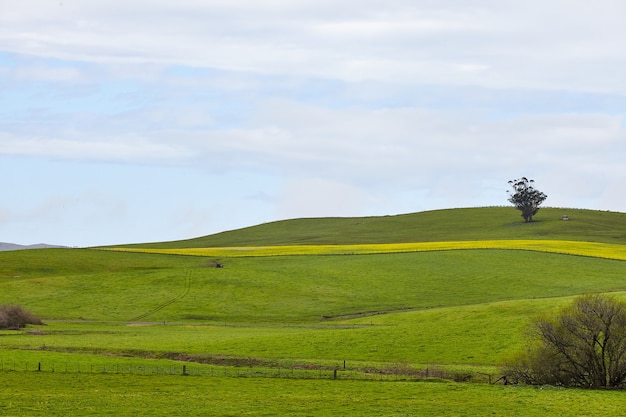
505,294,626,388
0,305,42,330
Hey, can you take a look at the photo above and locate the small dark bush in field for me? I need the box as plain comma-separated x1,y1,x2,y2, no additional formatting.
0,305,43,329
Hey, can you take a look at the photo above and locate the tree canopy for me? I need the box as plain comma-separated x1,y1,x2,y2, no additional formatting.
507,177,547,222
507,294,626,388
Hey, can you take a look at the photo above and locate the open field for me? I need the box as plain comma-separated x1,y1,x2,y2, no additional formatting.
0,296,591,369
3,248,626,323
2,207,626,415
103,238,626,260
113,207,626,248
4,372,626,417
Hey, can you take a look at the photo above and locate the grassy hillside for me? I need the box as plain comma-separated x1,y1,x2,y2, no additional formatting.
113,207,626,249
3,206,626,325
3,248,626,323
4,206,626,415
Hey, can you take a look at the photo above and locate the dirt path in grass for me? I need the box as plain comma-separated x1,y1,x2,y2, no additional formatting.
128,270,192,321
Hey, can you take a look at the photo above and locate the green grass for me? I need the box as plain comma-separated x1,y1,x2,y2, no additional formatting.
0,249,202,318
2,372,626,416
0,248,199,278
103,239,626,260
0,295,614,370
3,207,626,415
3,249,626,323
112,207,626,248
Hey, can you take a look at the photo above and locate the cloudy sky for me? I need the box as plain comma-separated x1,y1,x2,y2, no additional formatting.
1,0,625,247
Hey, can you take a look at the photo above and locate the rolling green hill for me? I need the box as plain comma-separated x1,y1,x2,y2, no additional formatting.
3,206,626,326
111,207,626,249
4,206,626,415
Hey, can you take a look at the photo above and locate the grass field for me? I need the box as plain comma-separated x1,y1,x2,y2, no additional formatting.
4,371,626,416
111,207,626,248
2,207,626,415
103,239,626,260
0,296,583,368
3,372,626,416
3,248,626,323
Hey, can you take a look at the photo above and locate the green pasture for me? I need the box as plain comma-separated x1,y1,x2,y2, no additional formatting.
103,239,626,260
3,248,626,323
115,207,626,248
3,243,626,369
2,372,626,416
3,207,626,415
0,296,579,369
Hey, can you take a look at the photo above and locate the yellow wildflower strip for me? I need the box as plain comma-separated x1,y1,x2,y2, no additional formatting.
103,240,626,261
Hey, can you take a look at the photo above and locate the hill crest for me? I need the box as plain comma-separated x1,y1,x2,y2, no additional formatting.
110,207,626,249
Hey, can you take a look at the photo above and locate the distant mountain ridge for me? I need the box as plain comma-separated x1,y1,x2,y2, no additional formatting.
0,242,67,252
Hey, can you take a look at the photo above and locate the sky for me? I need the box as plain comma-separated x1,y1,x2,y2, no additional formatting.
1,0,626,247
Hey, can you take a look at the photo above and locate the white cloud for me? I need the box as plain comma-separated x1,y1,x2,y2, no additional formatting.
0,133,193,163
0,205,10,225
2,1,626,92
3,98,624,187
216,102,625,183
2,63,86,83
2,190,131,246
597,179,626,212
276,178,370,219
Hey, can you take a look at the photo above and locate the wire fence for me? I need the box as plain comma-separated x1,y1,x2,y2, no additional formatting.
0,360,498,383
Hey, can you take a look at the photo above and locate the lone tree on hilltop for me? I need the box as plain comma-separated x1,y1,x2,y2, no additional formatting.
506,294,626,388
507,177,547,222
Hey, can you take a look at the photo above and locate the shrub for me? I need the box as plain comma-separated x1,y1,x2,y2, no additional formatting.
0,305,43,330
506,294,626,388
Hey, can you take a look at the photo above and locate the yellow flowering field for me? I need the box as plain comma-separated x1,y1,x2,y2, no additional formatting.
104,239,626,261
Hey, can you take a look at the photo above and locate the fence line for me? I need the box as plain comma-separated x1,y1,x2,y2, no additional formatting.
0,360,496,383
